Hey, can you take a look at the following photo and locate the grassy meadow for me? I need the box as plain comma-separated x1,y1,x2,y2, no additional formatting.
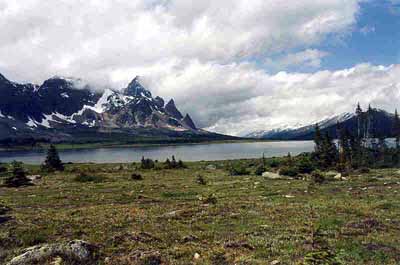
1,158,400,264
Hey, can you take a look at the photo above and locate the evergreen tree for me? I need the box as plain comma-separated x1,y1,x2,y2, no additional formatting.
320,132,338,168
394,109,400,149
164,158,172,169
171,155,177,168
356,102,363,139
4,161,31,187
42,145,64,172
314,123,323,154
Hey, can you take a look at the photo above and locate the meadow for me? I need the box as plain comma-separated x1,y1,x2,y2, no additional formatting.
1,158,400,264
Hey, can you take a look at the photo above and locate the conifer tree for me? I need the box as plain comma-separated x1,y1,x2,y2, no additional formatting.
314,123,323,154
394,109,400,149
4,161,31,187
42,145,64,172
171,155,177,168
356,102,363,139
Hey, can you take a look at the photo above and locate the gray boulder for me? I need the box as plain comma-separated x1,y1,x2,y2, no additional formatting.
7,240,99,265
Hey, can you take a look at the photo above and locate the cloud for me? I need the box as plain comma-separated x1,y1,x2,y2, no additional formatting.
0,0,360,85
360,25,376,35
148,61,400,136
265,49,330,69
0,0,378,136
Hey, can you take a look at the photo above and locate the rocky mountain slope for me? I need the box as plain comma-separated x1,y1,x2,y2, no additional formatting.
0,73,231,144
247,109,395,140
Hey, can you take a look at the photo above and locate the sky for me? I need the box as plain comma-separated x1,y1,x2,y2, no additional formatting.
0,0,400,136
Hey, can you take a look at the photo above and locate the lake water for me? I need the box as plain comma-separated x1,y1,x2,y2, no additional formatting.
0,141,314,164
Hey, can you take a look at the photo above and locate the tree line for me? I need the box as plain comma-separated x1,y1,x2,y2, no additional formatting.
313,103,400,171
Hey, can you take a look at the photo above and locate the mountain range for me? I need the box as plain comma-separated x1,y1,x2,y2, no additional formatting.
0,73,233,145
246,108,396,140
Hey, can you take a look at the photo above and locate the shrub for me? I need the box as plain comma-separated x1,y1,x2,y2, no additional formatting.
131,173,143,180
0,164,7,173
203,194,217,205
74,172,105,183
254,164,266,176
196,175,207,185
296,156,315,174
311,171,325,184
228,163,249,176
164,156,186,169
267,158,281,168
279,166,299,177
3,161,32,187
141,157,155,170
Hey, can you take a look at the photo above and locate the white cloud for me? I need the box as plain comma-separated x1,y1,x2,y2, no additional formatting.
148,62,400,136
0,0,360,84
1,0,385,136
360,25,376,35
266,49,329,69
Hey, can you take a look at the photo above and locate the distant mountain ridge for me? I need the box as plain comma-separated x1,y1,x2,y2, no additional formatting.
246,109,396,140
0,73,232,143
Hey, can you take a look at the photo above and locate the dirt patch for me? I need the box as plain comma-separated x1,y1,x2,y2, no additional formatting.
224,240,255,250
342,218,386,236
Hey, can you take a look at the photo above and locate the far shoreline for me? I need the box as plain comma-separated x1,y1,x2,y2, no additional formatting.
0,138,312,152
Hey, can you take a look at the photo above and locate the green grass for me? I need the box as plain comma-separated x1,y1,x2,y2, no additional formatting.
1,159,400,264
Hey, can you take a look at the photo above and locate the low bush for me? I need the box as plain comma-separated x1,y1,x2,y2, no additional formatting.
203,194,218,205
296,156,315,174
267,158,281,168
3,161,32,187
228,163,249,176
0,164,7,173
196,174,207,185
311,170,325,184
131,173,143,180
164,156,186,169
279,166,299,177
141,157,155,170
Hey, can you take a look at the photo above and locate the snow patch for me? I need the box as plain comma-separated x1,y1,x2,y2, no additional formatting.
26,117,38,127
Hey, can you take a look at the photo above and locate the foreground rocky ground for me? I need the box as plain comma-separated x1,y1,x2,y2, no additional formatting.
1,159,400,264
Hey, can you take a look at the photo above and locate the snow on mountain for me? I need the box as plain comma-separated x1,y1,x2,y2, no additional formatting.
246,112,356,139
0,73,202,139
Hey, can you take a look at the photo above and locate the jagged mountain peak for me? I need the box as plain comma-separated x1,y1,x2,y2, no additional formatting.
182,113,196,130
123,76,152,98
165,99,183,120
0,72,9,83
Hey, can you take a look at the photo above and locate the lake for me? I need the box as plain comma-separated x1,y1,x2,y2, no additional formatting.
0,141,315,164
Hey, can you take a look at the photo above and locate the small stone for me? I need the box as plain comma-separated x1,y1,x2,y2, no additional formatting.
271,260,280,265
26,175,42,181
262,172,282,179
194,253,200,259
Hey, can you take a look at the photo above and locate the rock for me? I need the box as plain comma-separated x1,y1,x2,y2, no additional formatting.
7,240,99,265
334,173,342,180
26,175,42,181
271,260,280,265
262,172,283,179
194,253,200,260
205,164,217,170
333,173,348,181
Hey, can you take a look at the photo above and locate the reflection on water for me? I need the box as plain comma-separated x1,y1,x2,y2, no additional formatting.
0,141,315,164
